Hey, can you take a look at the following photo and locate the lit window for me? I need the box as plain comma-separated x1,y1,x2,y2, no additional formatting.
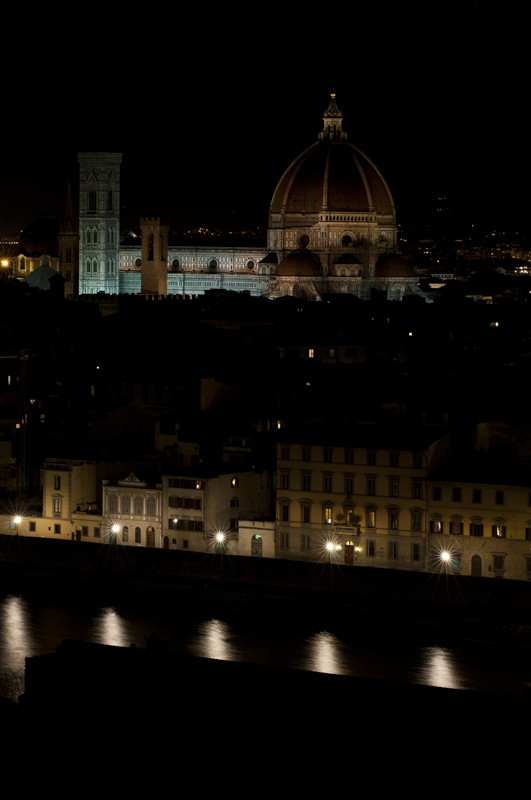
366,509,376,528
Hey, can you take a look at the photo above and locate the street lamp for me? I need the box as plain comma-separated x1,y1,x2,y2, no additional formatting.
326,540,334,564
13,515,22,538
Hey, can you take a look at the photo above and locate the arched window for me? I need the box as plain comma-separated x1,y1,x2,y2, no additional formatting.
134,258,141,268
209,259,218,270
93,230,98,244
247,260,255,271
86,261,91,273
92,259,98,274
122,496,130,515
134,496,143,516
172,258,180,268
147,497,156,517
109,495,118,514
122,526,129,542
135,527,141,544
86,230,91,244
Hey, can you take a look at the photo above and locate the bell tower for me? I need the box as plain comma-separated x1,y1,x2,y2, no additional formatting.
78,152,122,295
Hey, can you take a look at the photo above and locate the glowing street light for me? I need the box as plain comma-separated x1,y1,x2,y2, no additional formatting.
13,515,22,538
326,540,334,564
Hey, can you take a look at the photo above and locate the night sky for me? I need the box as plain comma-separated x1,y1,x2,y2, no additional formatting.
3,4,527,241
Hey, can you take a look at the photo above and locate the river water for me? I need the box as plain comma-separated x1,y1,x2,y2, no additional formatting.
1,591,529,704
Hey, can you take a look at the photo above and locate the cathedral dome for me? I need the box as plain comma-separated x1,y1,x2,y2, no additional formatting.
276,250,322,277
270,95,395,220
270,140,394,217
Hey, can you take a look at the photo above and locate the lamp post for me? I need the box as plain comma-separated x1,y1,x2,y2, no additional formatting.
13,515,22,538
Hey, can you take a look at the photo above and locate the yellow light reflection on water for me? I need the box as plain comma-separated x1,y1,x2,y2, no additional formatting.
196,619,234,661
305,630,346,675
92,607,130,648
420,646,459,690
1,595,31,665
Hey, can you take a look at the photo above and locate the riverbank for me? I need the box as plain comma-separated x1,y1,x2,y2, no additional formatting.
1,532,531,649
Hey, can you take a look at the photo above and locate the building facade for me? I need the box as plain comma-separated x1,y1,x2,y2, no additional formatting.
275,439,428,570
103,473,161,548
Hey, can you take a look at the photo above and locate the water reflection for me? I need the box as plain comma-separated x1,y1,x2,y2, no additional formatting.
193,619,234,661
90,607,131,648
418,646,459,690
0,595,32,670
305,630,347,675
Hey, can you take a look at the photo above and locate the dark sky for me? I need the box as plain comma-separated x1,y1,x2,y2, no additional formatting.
3,4,527,240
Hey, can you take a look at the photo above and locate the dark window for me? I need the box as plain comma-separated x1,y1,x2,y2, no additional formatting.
413,482,422,499
412,543,420,561
473,489,482,504
345,450,354,464
388,541,398,559
388,510,399,530
281,504,289,522
367,478,376,496
450,520,463,535
54,476,61,490
411,512,422,532
323,449,332,463
493,555,505,572
496,491,504,505
367,451,376,466
430,520,443,533
389,453,399,468
452,488,461,502
433,487,441,501
302,448,311,462
29,522,36,532
470,523,484,537
367,540,375,557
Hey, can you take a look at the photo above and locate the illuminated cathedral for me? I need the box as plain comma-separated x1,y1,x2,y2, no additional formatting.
19,95,424,301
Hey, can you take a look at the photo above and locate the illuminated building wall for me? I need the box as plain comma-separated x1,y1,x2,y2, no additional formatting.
275,441,427,568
